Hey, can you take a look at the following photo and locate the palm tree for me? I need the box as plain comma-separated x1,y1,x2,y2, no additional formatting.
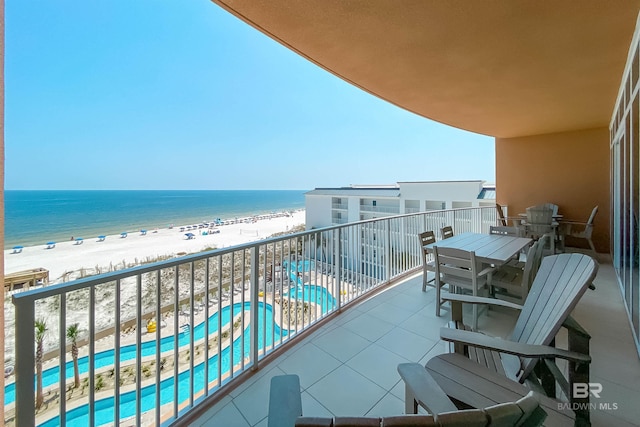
35,319,47,409
66,323,81,388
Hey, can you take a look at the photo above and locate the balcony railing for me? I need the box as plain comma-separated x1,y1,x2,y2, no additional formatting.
359,205,400,214
9,206,497,426
331,203,348,210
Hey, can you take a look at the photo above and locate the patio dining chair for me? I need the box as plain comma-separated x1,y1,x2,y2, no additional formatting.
419,231,437,291
434,246,495,330
490,239,541,304
559,205,598,255
489,225,521,237
523,205,557,253
495,202,508,226
440,225,454,240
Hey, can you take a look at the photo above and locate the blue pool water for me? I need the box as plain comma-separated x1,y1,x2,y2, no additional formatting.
6,302,245,406
283,284,336,313
29,285,334,426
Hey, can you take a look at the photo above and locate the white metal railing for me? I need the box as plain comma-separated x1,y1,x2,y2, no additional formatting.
359,205,400,214
331,203,348,210
9,206,497,426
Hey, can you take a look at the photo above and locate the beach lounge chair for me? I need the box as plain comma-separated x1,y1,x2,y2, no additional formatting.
185,233,195,240
140,229,147,236
420,253,598,425
121,232,128,238
74,238,83,245
268,374,547,427
12,246,23,254
46,242,56,249
97,235,106,242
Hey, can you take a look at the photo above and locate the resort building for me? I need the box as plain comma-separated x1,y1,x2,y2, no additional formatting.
4,2,640,426
305,180,495,228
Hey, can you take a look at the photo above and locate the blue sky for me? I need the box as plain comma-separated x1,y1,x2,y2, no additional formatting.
5,1,494,190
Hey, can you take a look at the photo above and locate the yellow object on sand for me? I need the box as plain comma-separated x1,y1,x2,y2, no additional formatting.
147,320,157,333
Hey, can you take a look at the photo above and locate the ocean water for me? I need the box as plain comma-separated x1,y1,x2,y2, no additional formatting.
4,190,306,249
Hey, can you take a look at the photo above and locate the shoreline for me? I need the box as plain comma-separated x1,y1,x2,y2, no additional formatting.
4,209,306,285
4,190,308,249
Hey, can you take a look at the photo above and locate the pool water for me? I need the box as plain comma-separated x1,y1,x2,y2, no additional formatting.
31,283,335,426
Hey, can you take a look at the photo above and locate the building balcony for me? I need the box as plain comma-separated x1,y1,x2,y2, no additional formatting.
191,257,640,427
8,207,637,426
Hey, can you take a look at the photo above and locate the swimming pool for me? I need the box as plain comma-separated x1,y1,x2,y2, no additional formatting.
6,302,248,406
39,301,284,427
32,284,335,426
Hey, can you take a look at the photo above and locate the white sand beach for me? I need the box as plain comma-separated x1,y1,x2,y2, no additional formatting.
4,210,306,285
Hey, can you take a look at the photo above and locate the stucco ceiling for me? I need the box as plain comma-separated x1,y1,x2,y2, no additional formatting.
210,0,640,139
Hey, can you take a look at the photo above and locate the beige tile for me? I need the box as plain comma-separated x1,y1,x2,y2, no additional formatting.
232,366,287,426
375,327,437,361
365,392,405,417
277,342,341,389
366,301,416,324
300,390,334,418
306,365,387,416
201,400,250,427
342,312,395,342
346,343,410,389
311,326,372,362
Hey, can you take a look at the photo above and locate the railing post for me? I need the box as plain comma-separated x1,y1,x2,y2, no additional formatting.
250,246,260,369
13,297,35,427
335,228,342,311
385,220,392,282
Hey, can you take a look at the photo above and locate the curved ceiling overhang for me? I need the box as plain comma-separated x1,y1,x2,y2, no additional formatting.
211,0,640,138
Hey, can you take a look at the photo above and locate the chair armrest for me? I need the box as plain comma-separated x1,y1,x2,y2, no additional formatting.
439,328,592,364
559,220,588,225
477,266,496,277
442,293,524,311
562,316,591,340
397,363,458,414
268,375,303,427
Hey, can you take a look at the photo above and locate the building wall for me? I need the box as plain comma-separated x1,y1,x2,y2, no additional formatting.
495,127,610,252
304,195,332,229
399,181,486,209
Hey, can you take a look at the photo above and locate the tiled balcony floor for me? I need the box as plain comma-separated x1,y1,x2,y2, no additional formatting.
192,255,640,427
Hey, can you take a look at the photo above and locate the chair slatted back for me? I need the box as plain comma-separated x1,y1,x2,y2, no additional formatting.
433,247,478,291
441,226,454,240
542,203,559,217
495,203,508,226
526,205,554,225
520,240,541,294
508,253,597,380
583,206,599,239
419,231,436,249
489,225,520,237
